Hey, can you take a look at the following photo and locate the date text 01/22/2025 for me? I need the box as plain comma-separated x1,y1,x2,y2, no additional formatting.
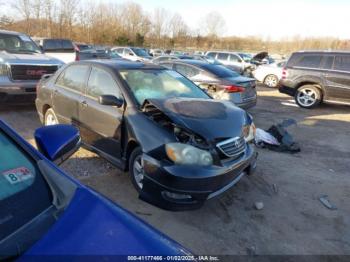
127,256,220,261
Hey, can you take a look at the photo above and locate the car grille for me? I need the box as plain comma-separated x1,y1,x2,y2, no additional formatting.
10,65,58,81
216,137,246,158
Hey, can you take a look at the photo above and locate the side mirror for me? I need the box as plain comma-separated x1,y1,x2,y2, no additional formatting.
129,52,134,56
34,125,81,164
98,95,124,107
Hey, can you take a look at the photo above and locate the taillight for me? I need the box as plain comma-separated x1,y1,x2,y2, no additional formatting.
224,85,245,93
75,52,80,61
282,68,288,79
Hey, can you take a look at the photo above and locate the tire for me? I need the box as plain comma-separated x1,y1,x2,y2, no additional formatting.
294,85,322,109
44,108,59,126
129,147,144,193
263,74,279,88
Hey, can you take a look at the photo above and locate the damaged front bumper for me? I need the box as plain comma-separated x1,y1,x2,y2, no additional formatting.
139,145,258,211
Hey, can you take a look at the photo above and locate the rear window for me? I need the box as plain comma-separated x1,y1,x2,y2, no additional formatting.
0,129,52,240
334,55,350,72
201,64,240,78
296,55,322,68
43,39,74,52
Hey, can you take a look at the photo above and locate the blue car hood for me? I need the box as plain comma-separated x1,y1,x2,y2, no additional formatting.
23,187,189,256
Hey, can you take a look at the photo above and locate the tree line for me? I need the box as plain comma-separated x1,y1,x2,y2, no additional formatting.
0,0,349,55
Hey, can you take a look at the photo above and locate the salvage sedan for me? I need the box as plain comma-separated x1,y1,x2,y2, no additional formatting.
0,120,189,259
160,60,257,109
35,60,257,210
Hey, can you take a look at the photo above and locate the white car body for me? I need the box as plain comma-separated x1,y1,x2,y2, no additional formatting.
252,61,285,87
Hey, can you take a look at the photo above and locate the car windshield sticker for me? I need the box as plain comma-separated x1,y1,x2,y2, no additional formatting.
3,167,34,185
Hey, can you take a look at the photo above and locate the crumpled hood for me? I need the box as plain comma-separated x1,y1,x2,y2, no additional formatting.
143,98,247,140
0,51,63,65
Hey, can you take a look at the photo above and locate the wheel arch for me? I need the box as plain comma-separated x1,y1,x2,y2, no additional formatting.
125,140,140,171
295,81,324,97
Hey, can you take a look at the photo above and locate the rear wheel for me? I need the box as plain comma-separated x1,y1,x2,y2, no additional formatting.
44,108,59,126
294,85,322,109
263,74,279,88
129,147,144,193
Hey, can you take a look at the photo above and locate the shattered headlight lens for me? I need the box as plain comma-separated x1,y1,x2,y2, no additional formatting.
165,143,213,166
243,122,256,142
0,63,8,76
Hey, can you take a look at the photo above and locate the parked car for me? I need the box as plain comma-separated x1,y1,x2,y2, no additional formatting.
206,51,254,74
150,49,164,57
252,61,285,88
0,120,190,259
78,48,123,61
75,43,93,52
279,51,350,108
0,30,63,104
151,55,195,65
151,55,179,64
111,47,152,62
36,38,78,64
35,60,257,210
160,60,257,109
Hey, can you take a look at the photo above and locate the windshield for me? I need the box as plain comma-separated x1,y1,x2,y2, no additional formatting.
201,64,240,78
239,53,252,62
0,129,52,242
131,48,149,57
0,33,41,54
120,69,210,105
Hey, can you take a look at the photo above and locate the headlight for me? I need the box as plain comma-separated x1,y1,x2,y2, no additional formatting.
0,63,8,76
165,143,213,166
243,123,256,142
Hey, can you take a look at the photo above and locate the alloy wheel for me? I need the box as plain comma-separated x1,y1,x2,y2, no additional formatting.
133,155,144,190
264,75,278,87
296,88,317,107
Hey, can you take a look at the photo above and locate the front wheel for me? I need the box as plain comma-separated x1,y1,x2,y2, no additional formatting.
294,85,322,109
129,147,144,193
44,108,59,126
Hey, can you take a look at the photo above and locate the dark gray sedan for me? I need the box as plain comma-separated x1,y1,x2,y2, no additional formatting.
160,60,257,109
35,60,257,210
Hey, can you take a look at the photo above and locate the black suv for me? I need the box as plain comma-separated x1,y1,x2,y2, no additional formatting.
279,51,350,108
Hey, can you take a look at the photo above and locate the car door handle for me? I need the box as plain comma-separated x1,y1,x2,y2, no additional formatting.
81,101,88,107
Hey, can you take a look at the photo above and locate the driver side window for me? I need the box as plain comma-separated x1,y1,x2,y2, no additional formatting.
87,67,121,99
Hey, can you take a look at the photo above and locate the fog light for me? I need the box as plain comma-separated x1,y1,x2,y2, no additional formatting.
162,191,192,200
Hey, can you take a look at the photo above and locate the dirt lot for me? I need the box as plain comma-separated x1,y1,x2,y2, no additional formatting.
1,85,349,255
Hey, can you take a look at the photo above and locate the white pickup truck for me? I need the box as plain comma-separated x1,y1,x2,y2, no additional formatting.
35,38,78,64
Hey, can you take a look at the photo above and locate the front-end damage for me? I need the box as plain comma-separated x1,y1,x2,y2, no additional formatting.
130,98,258,210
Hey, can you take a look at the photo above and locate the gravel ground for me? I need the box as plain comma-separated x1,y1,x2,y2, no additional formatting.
1,85,349,255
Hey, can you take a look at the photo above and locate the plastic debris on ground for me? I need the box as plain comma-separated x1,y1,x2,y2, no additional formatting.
255,119,301,154
319,195,337,210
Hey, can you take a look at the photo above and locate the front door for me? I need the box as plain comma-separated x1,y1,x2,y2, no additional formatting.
78,66,124,160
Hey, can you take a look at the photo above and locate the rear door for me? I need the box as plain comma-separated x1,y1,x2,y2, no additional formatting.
323,54,350,103
53,64,89,124
78,66,124,160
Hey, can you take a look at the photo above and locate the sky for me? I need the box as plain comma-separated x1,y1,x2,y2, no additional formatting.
102,0,350,40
